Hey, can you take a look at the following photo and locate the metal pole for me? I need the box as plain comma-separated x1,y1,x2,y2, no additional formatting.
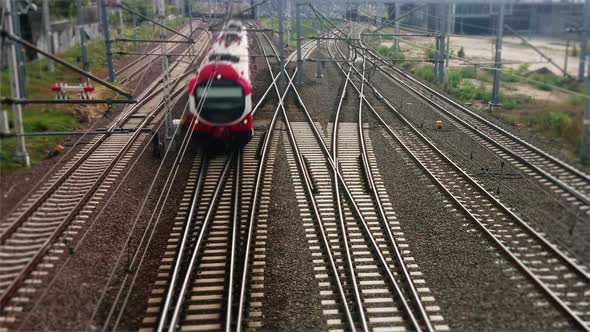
0,109,9,135
578,0,589,82
394,2,400,58
278,0,285,82
564,38,570,77
286,0,291,47
77,0,89,73
133,0,138,47
296,1,302,83
100,0,116,82
316,14,321,79
580,60,590,161
42,0,54,72
187,0,193,39
434,33,439,83
440,4,447,83
491,3,505,108
159,0,173,144
117,0,124,34
444,3,452,90
5,0,30,166
11,0,26,98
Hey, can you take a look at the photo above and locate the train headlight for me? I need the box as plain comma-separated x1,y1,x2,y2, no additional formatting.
216,74,222,80
239,118,249,127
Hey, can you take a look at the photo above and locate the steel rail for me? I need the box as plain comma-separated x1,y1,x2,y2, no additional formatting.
261,29,427,332
0,91,164,308
345,25,590,282
0,33,208,309
154,153,208,332
330,37,435,332
164,150,236,332
358,40,590,205
225,149,241,332
95,96,204,331
330,46,370,332
111,24,194,81
333,31,590,330
0,32,208,244
233,22,323,331
153,73,221,332
247,31,357,331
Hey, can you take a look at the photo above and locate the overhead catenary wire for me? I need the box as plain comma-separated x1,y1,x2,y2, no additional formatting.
93,72,217,331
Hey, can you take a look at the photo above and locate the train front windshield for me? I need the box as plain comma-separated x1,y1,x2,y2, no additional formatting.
194,82,245,124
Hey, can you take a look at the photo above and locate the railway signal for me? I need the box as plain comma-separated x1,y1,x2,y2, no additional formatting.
51,83,96,100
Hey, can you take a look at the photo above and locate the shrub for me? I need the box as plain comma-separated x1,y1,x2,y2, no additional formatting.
413,64,435,83
424,44,436,61
473,82,488,100
570,43,580,57
528,111,576,140
501,95,531,110
458,46,465,58
460,66,477,79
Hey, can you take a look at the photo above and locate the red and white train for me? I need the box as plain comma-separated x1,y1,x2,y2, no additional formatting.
187,19,253,146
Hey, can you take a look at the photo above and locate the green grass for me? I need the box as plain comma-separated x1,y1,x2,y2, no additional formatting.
260,16,318,47
365,41,586,160
366,35,405,64
0,109,78,170
526,111,578,143
0,19,182,171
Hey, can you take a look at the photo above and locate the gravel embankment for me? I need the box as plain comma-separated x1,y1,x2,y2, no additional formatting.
289,48,574,330
366,67,589,262
261,132,326,331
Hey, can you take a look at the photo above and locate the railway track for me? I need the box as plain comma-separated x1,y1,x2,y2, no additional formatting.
256,25,449,331
112,21,200,85
138,131,279,331
0,28,210,326
326,31,590,331
355,29,590,214
134,24,286,332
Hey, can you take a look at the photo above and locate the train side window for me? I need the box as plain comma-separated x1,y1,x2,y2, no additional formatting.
209,53,240,63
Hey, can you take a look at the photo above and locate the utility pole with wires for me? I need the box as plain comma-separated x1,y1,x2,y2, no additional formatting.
99,0,115,82
578,0,589,82
394,2,400,58
278,0,285,82
286,0,291,47
77,0,89,73
316,12,322,79
490,3,505,110
158,0,174,145
296,0,303,83
207,0,213,22
4,0,30,166
132,0,138,47
186,0,193,42
437,4,446,84
444,3,452,90
581,59,590,161
117,0,124,34
42,0,54,72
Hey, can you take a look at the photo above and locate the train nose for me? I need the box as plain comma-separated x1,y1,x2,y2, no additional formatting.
211,127,228,138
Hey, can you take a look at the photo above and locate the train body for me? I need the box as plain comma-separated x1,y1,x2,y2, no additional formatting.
187,19,253,146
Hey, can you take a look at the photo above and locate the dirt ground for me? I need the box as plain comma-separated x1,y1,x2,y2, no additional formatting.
384,32,583,77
